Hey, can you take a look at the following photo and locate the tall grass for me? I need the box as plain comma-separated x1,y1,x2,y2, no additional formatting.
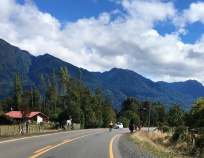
130,130,195,158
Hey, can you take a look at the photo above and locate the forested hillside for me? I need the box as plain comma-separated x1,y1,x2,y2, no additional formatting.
91,68,195,109
0,38,202,110
0,39,126,109
157,80,204,99
0,39,32,99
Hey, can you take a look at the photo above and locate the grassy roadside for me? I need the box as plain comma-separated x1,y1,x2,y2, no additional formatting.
129,130,195,158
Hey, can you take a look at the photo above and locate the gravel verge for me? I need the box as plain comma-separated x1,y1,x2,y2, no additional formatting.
118,133,159,158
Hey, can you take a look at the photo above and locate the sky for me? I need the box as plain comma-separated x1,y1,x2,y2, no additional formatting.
1,0,204,84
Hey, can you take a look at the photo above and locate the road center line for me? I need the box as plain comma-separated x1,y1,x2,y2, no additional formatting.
109,134,121,158
34,146,52,153
30,132,101,158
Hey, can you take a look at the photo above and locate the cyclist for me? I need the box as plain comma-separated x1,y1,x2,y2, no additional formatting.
66,116,72,130
109,121,113,132
129,118,135,133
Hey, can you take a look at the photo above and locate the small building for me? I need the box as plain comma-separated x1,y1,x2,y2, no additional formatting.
5,111,49,124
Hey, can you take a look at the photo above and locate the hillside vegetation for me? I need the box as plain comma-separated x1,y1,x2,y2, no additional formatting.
1,38,203,110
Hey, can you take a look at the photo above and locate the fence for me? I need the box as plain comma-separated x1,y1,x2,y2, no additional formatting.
0,125,62,136
0,123,81,136
72,123,81,130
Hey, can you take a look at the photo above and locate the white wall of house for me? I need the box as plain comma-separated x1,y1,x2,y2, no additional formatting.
37,115,43,124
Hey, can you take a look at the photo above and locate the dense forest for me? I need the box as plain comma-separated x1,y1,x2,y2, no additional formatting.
0,66,204,132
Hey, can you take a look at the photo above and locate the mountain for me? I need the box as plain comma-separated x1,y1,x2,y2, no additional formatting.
0,39,126,109
0,38,198,110
157,80,204,99
28,53,127,108
0,39,32,99
91,68,195,109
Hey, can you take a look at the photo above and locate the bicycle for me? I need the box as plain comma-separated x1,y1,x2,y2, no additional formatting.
109,125,113,132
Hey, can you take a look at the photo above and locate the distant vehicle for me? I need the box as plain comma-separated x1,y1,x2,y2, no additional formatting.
190,129,199,134
114,122,123,129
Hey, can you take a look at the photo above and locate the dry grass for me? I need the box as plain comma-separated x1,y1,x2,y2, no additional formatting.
130,130,194,158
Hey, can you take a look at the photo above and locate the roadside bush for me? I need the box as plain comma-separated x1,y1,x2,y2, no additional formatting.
195,135,204,148
54,122,60,128
40,121,45,126
0,114,16,125
159,126,169,133
175,125,186,135
117,116,129,128
171,125,186,142
32,121,37,125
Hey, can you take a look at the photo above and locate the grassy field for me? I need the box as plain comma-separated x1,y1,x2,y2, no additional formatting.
129,130,199,158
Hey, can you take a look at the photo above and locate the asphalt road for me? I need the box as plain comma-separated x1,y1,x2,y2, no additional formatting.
0,128,127,158
0,127,156,158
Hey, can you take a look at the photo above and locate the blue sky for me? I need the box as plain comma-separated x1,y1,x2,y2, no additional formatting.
15,0,201,44
17,0,122,22
1,0,204,84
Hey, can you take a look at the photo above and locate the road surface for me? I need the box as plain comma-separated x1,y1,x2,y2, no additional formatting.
0,127,156,158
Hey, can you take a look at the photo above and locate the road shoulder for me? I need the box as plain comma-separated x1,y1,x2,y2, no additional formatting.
118,133,159,158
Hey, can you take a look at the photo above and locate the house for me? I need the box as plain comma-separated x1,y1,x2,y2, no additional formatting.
5,111,49,124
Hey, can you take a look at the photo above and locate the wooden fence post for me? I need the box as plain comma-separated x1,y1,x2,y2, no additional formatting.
8,126,10,135
13,126,15,135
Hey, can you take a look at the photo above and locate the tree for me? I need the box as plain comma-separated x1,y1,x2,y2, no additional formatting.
103,96,116,127
13,73,23,110
44,77,59,116
32,87,41,111
0,97,13,112
40,74,46,112
155,103,167,125
49,69,58,114
119,110,140,125
167,103,185,127
189,98,204,128
20,103,31,133
59,67,70,96
20,103,31,121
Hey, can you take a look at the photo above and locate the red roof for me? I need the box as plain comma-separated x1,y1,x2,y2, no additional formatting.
5,111,49,119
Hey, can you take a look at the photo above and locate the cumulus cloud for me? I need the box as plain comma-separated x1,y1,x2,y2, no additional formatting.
1,0,204,84
183,2,204,24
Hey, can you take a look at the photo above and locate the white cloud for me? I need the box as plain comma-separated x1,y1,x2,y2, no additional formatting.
173,2,204,28
1,0,204,84
0,0,19,20
184,2,204,24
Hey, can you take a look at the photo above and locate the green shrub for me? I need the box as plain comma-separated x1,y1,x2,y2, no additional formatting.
32,121,37,125
0,114,16,125
195,135,204,148
171,133,180,142
40,121,44,126
54,122,60,128
175,125,186,135
171,125,186,142
160,126,169,133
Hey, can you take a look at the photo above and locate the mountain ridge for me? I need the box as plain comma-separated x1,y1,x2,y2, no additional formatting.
0,38,202,110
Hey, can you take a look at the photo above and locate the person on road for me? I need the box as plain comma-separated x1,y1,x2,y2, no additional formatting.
66,116,72,130
109,121,113,132
129,119,135,133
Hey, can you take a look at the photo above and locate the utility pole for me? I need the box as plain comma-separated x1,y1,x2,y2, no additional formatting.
148,103,151,133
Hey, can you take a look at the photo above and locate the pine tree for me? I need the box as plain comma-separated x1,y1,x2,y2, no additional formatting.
40,74,46,112
13,73,23,110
